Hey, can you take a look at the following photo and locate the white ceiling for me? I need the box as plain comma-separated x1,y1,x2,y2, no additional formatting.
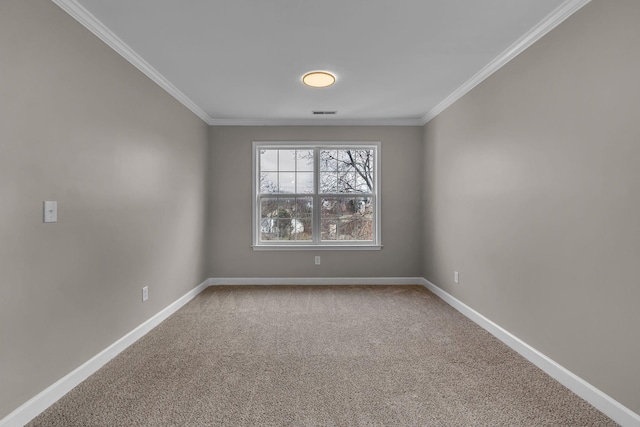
55,0,589,125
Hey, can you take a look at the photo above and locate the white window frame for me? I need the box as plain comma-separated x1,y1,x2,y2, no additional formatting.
252,141,382,250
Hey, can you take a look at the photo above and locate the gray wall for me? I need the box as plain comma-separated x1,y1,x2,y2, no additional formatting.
207,126,423,278
3,0,639,421
422,0,640,413
0,0,209,418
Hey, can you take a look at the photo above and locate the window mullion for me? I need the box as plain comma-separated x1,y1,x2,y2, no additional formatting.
313,147,320,245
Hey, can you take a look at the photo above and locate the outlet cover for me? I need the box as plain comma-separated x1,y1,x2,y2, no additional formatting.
142,286,149,302
44,201,57,223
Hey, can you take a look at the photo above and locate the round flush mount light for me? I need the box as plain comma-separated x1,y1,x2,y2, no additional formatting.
302,71,336,88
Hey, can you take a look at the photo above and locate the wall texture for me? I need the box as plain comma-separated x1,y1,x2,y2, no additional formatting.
207,126,423,278
422,0,640,413
0,0,209,418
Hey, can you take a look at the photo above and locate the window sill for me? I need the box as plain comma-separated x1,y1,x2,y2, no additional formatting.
252,244,383,251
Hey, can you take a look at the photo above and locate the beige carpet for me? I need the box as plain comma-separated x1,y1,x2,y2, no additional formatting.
28,285,616,426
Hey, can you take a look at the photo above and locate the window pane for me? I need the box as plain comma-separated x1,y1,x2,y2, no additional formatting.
260,196,313,241
321,197,339,217
320,150,338,171
260,149,278,172
320,172,337,193
336,171,356,193
292,219,312,241
297,172,314,193
260,218,292,241
260,218,275,240
321,219,338,241
355,174,371,193
336,219,373,240
334,149,374,192
261,198,292,218
319,151,374,194
337,150,355,172
345,149,374,170
321,197,373,241
337,220,353,240
278,172,296,193
273,219,293,240
355,219,374,240
363,149,375,171
293,198,313,241
297,150,314,171
260,198,278,218
277,198,295,215
260,172,278,193
260,197,293,240
279,149,296,171
295,197,313,218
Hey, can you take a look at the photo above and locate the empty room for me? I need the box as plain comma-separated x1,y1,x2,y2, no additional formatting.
1,0,639,425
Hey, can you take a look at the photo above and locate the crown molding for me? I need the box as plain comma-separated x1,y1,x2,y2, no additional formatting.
51,0,420,127
421,0,592,124
51,0,214,125
52,0,591,128
209,118,424,126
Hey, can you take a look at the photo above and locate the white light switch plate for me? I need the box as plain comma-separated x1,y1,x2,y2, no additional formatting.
44,201,57,223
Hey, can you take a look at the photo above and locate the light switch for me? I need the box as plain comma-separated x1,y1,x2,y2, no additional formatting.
44,201,57,223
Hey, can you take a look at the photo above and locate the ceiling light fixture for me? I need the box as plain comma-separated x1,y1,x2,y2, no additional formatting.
302,71,336,88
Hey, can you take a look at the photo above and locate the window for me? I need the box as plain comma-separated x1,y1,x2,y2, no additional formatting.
253,142,381,250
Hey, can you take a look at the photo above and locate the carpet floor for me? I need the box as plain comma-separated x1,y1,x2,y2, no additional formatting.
28,285,616,426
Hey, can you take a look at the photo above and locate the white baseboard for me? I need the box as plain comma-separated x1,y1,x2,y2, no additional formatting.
0,279,211,427
4,277,637,427
209,277,424,286
419,278,640,427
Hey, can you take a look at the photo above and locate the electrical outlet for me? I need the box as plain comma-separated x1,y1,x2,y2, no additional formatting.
142,286,148,302
315,256,321,265
454,271,459,284
43,201,57,223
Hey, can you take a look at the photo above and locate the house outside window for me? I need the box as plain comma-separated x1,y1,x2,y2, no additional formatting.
252,141,381,250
